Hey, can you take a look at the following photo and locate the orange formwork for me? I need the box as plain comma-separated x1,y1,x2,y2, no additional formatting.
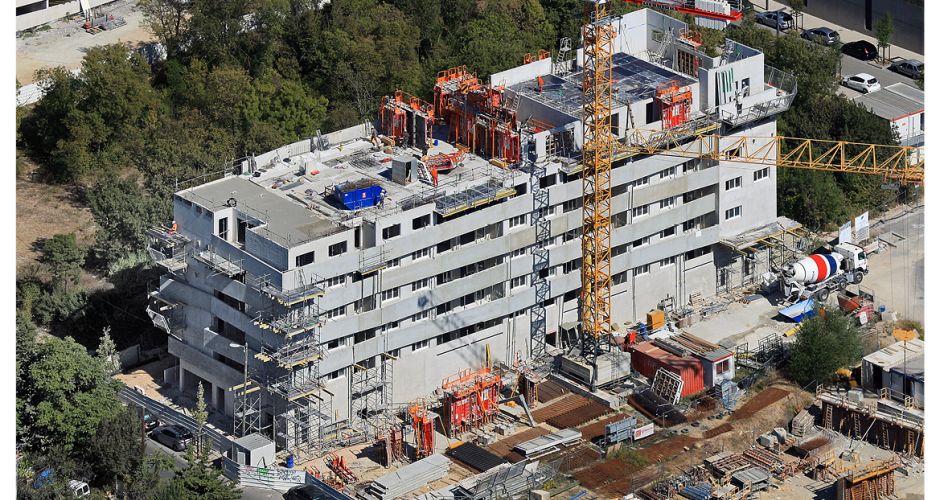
432,66,521,164
380,90,435,149
441,367,502,438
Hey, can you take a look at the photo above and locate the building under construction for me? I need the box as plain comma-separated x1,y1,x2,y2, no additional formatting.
146,8,797,457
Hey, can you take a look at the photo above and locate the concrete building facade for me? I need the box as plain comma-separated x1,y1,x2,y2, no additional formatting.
146,9,794,456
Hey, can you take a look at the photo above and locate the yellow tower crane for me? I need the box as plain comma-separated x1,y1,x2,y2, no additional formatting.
578,1,924,386
580,0,617,388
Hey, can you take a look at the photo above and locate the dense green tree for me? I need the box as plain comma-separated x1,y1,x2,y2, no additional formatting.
453,1,556,79
787,308,864,388
17,336,124,454
40,233,85,292
19,67,81,168
87,175,165,271
87,407,145,491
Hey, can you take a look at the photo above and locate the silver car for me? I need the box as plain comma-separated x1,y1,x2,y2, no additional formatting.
801,27,840,45
756,11,794,31
890,59,924,79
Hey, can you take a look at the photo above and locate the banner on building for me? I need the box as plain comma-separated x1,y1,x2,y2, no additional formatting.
855,212,870,242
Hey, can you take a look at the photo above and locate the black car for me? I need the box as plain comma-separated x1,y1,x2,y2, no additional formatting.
284,484,333,500
842,40,877,61
801,27,840,45
151,424,193,452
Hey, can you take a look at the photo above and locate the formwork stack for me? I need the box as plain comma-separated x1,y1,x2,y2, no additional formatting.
441,367,502,437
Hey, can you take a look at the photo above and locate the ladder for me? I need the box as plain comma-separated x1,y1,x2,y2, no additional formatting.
823,404,833,430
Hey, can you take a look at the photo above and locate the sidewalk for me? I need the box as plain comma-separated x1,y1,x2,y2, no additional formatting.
759,0,924,61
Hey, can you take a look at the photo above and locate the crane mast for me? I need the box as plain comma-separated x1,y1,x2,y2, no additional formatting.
580,0,616,385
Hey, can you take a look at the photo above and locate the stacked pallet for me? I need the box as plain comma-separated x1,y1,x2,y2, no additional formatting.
365,454,451,499
790,409,814,438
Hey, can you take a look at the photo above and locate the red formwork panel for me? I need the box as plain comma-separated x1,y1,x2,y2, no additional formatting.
441,367,502,437
630,342,705,397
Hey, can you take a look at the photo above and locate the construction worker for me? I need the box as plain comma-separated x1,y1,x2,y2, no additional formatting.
536,75,545,95
169,220,178,234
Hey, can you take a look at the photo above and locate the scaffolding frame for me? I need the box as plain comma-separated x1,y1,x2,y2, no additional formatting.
226,266,337,460
525,124,551,364
350,346,395,441
146,226,191,274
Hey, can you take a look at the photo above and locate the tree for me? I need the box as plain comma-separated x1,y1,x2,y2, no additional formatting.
124,452,177,500
787,308,864,388
97,326,122,375
788,0,805,30
874,13,894,63
167,449,240,500
138,0,190,57
87,175,165,272
40,233,86,292
193,382,208,457
19,67,81,167
17,336,124,454
87,406,146,491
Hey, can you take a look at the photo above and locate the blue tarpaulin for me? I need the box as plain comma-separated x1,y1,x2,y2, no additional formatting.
779,299,816,323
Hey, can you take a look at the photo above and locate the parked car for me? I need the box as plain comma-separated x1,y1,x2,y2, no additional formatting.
142,409,160,433
842,73,881,93
755,10,794,31
151,424,193,452
68,480,90,497
889,59,924,79
841,40,877,60
284,484,333,500
801,27,840,45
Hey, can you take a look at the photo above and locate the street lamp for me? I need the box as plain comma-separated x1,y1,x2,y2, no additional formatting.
230,342,248,437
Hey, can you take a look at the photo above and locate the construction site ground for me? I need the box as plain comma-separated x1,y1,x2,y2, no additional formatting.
15,158,104,287
16,0,152,85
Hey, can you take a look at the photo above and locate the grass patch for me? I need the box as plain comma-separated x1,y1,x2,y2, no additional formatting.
607,447,651,467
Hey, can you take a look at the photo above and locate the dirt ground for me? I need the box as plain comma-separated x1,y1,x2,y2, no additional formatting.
16,159,97,276
16,0,153,84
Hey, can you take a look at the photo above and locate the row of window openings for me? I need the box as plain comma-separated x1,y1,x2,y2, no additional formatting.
290,163,731,270
320,245,712,353
724,168,769,191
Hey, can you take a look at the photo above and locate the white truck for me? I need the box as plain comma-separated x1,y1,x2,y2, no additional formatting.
779,242,869,301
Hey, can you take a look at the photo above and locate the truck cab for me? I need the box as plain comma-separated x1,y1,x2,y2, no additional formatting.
833,242,868,274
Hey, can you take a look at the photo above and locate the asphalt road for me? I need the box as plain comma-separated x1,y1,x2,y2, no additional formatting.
118,387,233,454
749,20,922,99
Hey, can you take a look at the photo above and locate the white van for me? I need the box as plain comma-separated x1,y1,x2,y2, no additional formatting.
68,480,90,497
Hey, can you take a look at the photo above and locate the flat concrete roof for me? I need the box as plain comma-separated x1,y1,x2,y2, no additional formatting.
177,136,524,247
179,176,337,247
862,338,925,368
854,83,924,121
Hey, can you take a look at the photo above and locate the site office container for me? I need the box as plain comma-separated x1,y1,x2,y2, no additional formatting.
630,341,705,397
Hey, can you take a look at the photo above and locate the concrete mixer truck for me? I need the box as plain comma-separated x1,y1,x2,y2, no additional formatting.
780,242,869,301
